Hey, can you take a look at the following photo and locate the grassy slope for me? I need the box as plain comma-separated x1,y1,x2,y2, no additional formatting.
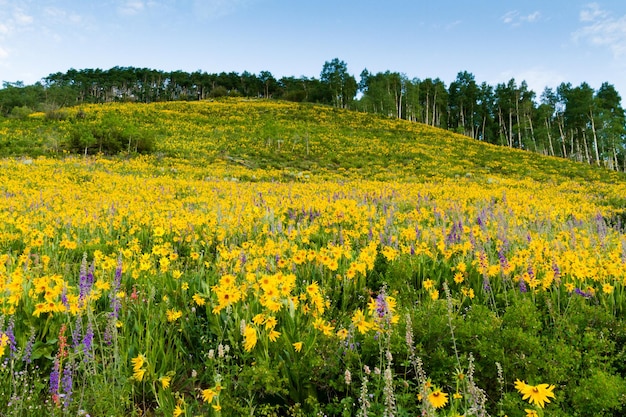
148,99,626,183
3,98,626,187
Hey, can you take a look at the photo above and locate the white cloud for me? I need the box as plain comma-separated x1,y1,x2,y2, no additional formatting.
501,10,541,26
525,11,540,23
118,0,146,16
0,5,36,38
579,2,607,22
44,7,83,25
502,11,517,25
574,3,626,58
13,9,33,25
0,6,29,61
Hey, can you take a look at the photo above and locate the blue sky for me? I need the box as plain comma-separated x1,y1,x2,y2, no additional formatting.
1,0,626,101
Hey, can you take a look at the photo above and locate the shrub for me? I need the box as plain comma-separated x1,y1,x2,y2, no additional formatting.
64,114,155,155
9,105,34,119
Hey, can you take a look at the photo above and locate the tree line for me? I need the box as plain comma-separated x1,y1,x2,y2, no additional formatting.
1,58,624,170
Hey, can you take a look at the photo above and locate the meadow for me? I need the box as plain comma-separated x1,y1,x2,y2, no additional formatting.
0,99,625,416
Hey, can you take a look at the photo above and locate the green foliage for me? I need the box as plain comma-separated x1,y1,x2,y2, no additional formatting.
64,113,156,155
570,370,626,416
10,105,34,119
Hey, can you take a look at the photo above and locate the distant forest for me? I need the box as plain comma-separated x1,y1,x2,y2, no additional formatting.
1,58,625,171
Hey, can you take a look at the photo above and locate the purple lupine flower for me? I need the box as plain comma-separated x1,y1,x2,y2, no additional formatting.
82,322,94,362
22,328,36,364
483,278,491,292
49,357,61,397
375,292,388,318
519,278,527,293
468,230,476,247
114,256,123,286
445,222,459,246
78,255,95,307
574,288,593,299
61,360,73,408
6,318,16,354
60,285,70,311
476,215,483,228
372,289,394,331
497,248,509,270
552,260,561,281
103,320,115,346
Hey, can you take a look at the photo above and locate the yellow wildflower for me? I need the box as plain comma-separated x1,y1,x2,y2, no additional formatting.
202,388,216,403
0,333,9,357
264,316,277,330
166,309,182,322
268,329,281,342
428,388,449,409
131,353,146,372
351,309,371,334
336,328,349,340
159,375,172,389
243,324,257,352
515,379,556,408
192,293,205,306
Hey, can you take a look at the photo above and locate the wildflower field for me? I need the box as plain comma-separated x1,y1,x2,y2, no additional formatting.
1,99,626,416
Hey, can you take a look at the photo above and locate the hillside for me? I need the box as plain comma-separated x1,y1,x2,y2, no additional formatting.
3,98,626,223
2,99,626,416
2,98,625,185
